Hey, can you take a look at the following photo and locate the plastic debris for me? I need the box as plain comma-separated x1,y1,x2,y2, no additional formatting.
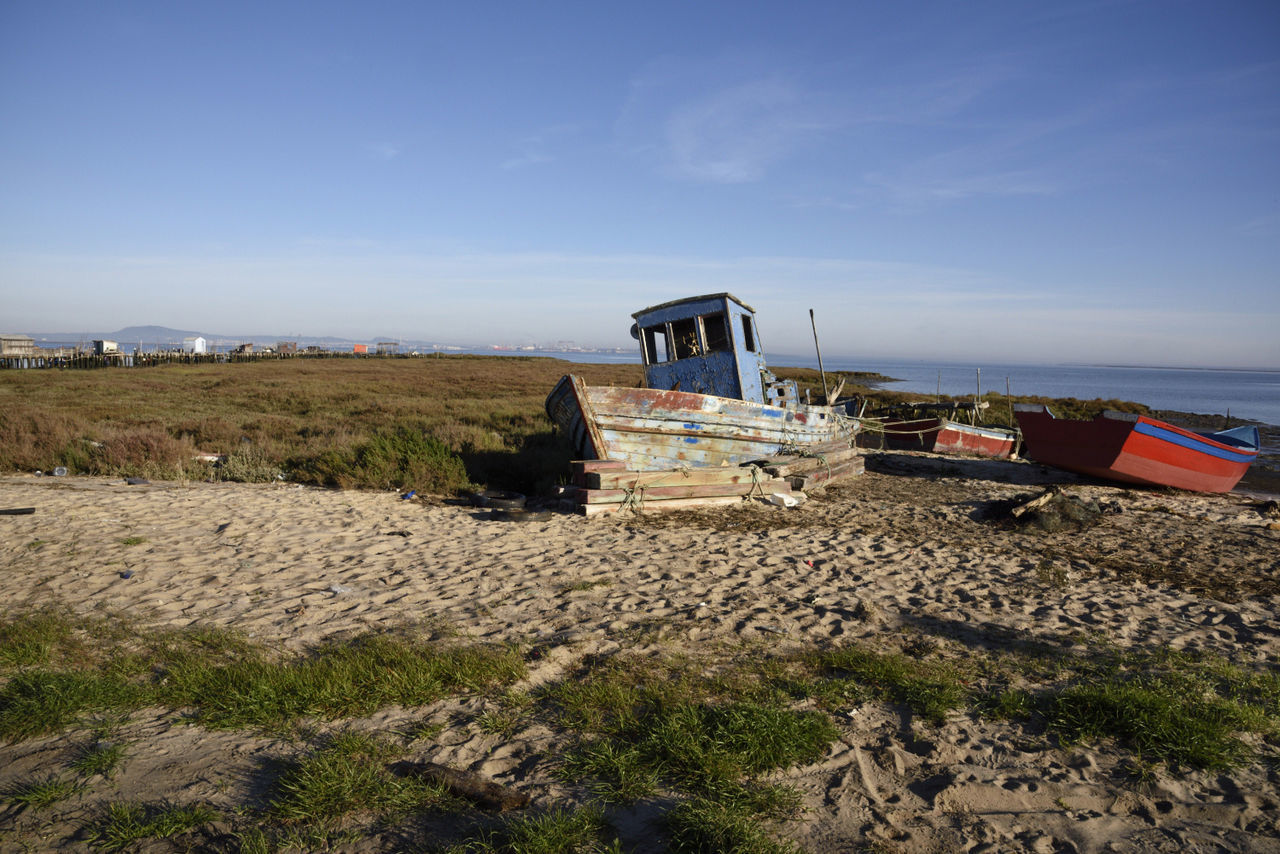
329,583,353,594
401,490,416,500
53,466,68,476
120,570,133,579
768,493,799,508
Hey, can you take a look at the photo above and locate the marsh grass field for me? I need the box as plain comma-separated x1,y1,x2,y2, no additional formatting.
1,356,1278,852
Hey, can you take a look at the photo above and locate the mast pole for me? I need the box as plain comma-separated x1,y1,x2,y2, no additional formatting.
809,309,830,403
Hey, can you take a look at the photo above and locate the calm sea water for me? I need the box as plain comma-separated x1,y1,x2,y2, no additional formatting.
528,350,1280,428
800,357,1280,429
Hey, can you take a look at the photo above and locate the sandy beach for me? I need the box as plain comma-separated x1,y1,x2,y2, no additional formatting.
2,452,1278,852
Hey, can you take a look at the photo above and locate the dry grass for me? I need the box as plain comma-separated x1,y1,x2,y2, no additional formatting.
0,356,640,494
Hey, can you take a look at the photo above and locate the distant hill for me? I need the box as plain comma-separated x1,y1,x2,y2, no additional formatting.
110,326,207,344
25,326,205,345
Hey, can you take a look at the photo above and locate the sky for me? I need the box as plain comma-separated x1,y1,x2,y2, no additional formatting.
2,1,1278,368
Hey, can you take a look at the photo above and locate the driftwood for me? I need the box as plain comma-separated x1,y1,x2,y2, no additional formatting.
389,761,529,811
0,508,36,516
1009,489,1059,520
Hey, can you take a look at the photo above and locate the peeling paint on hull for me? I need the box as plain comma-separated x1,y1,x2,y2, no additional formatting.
546,374,859,470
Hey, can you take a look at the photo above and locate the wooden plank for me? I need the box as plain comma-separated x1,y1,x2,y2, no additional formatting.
571,459,628,474
761,447,861,476
794,439,856,455
571,459,627,487
586,467,767,490
578,495,754,517
578,479,792,504
789,456,865,490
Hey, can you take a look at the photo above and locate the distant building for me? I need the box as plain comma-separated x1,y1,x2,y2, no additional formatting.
276,341,298,355
375,341,399,355
0,334,35,356
232,343,254,355
353,344,369,354
93,340,119,355
182,336,208,354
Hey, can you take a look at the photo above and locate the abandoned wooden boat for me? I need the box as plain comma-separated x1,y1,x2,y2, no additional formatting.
545,293,860,470
862,402,1019,459
1013,404,1259,493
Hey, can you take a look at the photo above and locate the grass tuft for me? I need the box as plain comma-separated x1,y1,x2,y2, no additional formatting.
1050,676,1257,769
3,775,82,811
165,634,525,730
813,645,969,724
665,793,800,854
441,806,620,854
268,731,452,825
0,671,142,741
0,611,524,739
91,801,219,852
71,739,128,778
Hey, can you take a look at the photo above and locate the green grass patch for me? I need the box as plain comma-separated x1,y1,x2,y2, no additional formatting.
119,536,147,546
811,645,970,724
666,787,802,854
1049,676,1262,769
91,801,219,852
163,633,524,731
0,611,525,740
546,652,835,849
268,731,454,825
0,607,80,669
0,671,144,741
3,775,82,810
71,739,128,778
440,805,620,854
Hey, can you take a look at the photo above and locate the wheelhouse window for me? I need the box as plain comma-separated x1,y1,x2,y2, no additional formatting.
640,325,671,364
671,317,700,360
701,313,730,353
741,315,757,352
642,309,743,363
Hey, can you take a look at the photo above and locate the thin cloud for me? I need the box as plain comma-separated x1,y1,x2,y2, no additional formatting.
367,142,403,160
663,78,821,183
500,123,585,170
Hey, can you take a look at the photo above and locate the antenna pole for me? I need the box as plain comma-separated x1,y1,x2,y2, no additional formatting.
809,309,830,403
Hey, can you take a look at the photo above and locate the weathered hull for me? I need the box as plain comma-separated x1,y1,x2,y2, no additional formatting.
546,374,859,470
1014,405,1259,493
880,417,1018,459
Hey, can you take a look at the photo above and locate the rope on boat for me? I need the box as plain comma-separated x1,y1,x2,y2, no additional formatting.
780,443,834,481
744,464,769,500
856,417,949,437
619,485,645,514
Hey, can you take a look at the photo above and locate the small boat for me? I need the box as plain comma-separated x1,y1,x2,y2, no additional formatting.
1013,404,1259,493
863,401,1019,459
545,293,859,470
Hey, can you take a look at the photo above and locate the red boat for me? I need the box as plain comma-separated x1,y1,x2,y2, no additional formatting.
1013,404,1259,493
878,417,1019,459
861,401,1020,459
